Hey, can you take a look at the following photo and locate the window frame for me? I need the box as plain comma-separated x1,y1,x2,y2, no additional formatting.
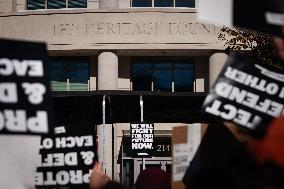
47,0,67,9
130,0,196,8
49,56,90,91
131,57,195,92
27,0,87,10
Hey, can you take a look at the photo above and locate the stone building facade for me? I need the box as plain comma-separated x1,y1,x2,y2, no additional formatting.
0,0,228,186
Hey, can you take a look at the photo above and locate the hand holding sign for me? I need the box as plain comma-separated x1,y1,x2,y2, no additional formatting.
90,163,110,189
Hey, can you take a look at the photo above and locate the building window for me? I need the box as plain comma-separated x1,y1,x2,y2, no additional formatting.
131,0,195,7
175,0,195,7
154,0,173,7
49,57,89,91
47,0,66,9
27,0,45,10
132,58,194,92
132,0,152,7
132,63,152,91
68,0,87,8
27,0,87,10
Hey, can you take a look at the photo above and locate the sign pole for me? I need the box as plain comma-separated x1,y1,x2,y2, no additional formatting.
102,95,106,172
140,95,146,170
140,95,144,123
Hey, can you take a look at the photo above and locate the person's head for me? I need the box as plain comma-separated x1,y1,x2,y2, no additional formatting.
135,168,171,189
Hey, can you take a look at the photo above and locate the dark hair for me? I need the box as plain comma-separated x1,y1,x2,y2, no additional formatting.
135,168,171,189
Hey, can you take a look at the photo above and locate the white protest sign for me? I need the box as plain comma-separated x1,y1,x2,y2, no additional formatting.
173,124,201,181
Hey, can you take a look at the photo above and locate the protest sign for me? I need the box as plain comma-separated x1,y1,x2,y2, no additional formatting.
130,123,154,157
0,39,52,189
198,0,284,37
202,53,284,133
36,122,97,189
265,0,284,26
0,39,53,135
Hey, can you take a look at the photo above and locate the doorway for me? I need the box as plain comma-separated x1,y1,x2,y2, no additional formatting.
134,157,172,183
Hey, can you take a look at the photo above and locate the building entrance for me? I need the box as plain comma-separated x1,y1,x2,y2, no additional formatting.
134,157,172,180
120,132,172,188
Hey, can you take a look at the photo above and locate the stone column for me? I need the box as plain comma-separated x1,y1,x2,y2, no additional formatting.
0,0,16,13
209,52,228,87
97,52,118,178
15,0,25,11
99,0,119,9
88,0,99,9
98,52,118,90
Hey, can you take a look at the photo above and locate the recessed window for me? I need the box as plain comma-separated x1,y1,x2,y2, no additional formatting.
132,63,152,91
68,0,87,8
27,0,87,10
49,57,89,91
174,62,194,92
27,0,45,10
154,0,173,7
131,0,195,7
132,0,152,7
175,0,195,7
47,0,66,9
132,58,194,92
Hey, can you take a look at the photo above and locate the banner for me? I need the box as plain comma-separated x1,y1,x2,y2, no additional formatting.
0,39,53,135
198,0,284,36
130,123,154,157
202,53,284,132
36,122,97,189
265,0,284,26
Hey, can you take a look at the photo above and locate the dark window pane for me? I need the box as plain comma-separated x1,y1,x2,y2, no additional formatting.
174,69,193,92
154,0,173,7
133,64,152,91
48,0,66,9
132,0,152,7
49,57,89,91
68,0,87,8
153,70,172,92
174,63,193,69
132,58,195,92
175,0,195,7
27,0,45,10
133,63,151,70
153,63,171,69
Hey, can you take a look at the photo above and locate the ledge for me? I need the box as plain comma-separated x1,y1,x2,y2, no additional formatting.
0,7,198,17
52,90,207,97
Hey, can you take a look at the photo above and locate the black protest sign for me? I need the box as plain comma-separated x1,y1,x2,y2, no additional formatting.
265,0,284,26
233,0,284,37
36,122,97,189
130,123,154,157
0,39,53,135
202,53,284,133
